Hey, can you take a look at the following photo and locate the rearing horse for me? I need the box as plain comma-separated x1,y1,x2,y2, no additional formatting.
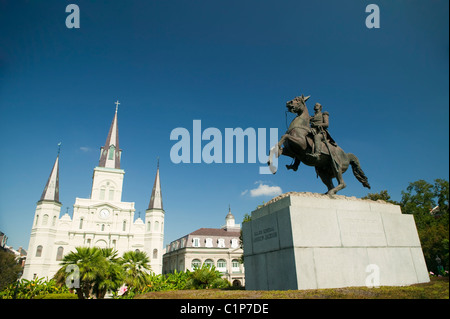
267,94,371,195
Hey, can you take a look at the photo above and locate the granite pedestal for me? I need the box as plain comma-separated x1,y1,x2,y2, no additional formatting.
242,192,430,290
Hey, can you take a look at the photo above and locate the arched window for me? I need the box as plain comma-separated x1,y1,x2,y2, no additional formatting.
232,259,240,273
191,259,201,269
56,247,64,261
153,249,158,259
35,215,39,226
108,187,114,200
36,245,43,257
101,224,105,231
100,187,106,200
52,216,57,227
123,220,127,231
217,259,227,272
43,214,49,225
135,249,140,253
154,221,159,231
147,221,151,231
204,259,214,268
79,218,84,229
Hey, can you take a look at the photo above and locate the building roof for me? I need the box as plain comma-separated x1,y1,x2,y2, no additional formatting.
189,228,240,237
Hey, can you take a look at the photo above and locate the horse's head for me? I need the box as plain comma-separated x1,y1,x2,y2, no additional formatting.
286,94,310,115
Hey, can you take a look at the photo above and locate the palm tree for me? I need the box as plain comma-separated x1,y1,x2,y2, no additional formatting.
94,248,124,299
119,250,151,291
55,247,107,299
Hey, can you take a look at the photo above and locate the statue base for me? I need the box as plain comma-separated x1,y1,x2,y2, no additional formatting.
242,192,430,290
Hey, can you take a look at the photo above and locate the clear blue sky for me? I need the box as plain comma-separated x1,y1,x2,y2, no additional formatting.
0,0,448,250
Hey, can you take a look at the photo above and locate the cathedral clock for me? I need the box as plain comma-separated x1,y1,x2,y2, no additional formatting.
99,209,110,220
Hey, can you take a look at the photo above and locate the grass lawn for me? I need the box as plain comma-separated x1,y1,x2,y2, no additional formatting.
135,277,449,299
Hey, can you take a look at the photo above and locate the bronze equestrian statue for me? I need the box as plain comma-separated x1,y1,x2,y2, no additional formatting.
267,94,371,195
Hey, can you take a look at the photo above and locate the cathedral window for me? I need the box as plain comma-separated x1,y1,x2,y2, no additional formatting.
101,224,105,231
154,221,159,231
56,247,64,261
43,214,49,225
123,220,127,231
36,245,43,257
100,188,105,200
153,249,158,259
109,188,114,200
52,216,57,226
147,221,151,231
35,215,39,226
79,218,84,229
108,145,115,160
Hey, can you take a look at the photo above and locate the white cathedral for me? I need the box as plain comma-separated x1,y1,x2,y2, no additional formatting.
22,104,165,280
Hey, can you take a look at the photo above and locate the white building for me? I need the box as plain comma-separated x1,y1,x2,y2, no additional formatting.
163,208,245,287
23,104,165,280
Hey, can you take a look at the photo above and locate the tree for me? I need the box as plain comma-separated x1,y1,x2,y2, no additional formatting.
94,248,124,299
54,247,110,299
400,179,449,272
0,250,23,291
362,189,399,205
185,264,229,289
119,250,151,290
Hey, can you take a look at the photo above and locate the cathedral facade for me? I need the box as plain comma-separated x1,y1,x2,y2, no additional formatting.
22,105,165,280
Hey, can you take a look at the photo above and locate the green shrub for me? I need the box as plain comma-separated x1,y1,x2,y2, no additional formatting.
34,293,78,299
0,277,70,299
185,265,224,289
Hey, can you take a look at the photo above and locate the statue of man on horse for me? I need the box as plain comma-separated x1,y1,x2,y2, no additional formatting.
267,93,371,195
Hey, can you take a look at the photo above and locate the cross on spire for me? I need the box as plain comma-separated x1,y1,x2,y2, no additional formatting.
115,100,120,113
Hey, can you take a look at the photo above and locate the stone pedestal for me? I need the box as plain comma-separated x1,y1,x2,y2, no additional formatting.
242,193,430,290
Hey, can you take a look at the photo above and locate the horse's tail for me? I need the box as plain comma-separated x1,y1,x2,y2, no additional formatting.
348,153,371,189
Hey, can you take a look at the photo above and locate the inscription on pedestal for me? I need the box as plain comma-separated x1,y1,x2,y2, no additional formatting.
253,227,278,243
338,211,387,246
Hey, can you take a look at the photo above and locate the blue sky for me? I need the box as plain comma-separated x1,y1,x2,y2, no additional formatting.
0,0,448,250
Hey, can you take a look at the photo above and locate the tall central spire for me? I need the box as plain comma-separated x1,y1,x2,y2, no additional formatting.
98,101,121,169
148,160,163,210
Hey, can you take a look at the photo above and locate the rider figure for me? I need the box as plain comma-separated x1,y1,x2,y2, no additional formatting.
309,103,336,159
285,100,337,171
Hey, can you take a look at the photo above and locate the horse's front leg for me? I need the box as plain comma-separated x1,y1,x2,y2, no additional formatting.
267,134,290,174
276,134,290,157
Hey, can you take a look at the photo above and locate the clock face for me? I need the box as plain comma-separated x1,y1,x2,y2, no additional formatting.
99,209,110,219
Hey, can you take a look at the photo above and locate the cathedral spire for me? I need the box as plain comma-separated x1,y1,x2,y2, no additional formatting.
98,101,121,169
40,151,60,203
148,161,163,210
